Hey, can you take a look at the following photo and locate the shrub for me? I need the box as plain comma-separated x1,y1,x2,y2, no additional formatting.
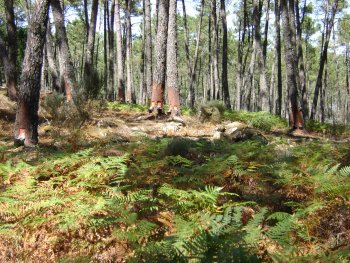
195,100,226,115
107,102,147,113
162,138,194,156
224,111,288,131
306,120,350,136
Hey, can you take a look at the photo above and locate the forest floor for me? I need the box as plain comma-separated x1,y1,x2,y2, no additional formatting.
0,91,350,262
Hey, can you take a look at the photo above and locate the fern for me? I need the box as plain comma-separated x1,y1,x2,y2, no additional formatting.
339,166,350,177
243,207,268,246
312,164,350,197
267,202,324,247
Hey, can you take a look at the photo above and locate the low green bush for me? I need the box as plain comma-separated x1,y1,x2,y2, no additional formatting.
306,120,350,136
224,110,288,131
107,102,147,112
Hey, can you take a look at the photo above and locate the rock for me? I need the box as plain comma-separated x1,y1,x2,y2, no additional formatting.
167,116,186,126
131,127,142,132
162,122,184,133
213,131,224,140
213,121,268,145
86,127,110,139
198,106,221,124
95,117,125,128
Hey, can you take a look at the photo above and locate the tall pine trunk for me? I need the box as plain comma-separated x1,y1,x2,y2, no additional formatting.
45,25,61,92
144,0,152,103
253,0,269,111
107,0,115,101
189,0,204,108
181,0,193,107
15,1,50,147
275,0,283,116
295,0,308,120
220,0,230,108
125,0,135,103
310,0,339,121
166,0,180,116
3,0,17,101
84,0,99,98
236,0,248,110
281,0,301,129
51,0,75,101
346,47,350,124
139,2,146,104
115,0,125,102
150,0,169,113
212,0,220,100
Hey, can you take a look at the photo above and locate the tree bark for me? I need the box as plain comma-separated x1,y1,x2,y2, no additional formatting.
181,0,192,107
125,0,135,103
346,47,350,124
245,34,256,111
3,0,18,101
346,46,350,124
310,0,339,120
139,0,146,104
107,0,115,101
150,0,169,114
84,0,99,98
15,0,50,147
263,0,270,64
281,0,301,129
188,0,204,108
104,0,108,99
144,0,152,102
51,0,75,101
295,0,308,120
166,0,180,116
209,10,214,100
236,0,248,110
253,0,269,111
212,0,220,100
220,0,230,108
321,57,328,123
45,24,61,92
115,0,125,102
275,0,283,116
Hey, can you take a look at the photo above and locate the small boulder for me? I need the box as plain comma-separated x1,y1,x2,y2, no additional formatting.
95,117,124,128
213,121,268,144
198,106,222,124
86,127,110,139
162,122,184,133
167,116,186,126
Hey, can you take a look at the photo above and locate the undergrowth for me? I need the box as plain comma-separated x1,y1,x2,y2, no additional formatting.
0,107,350,261
306,120,350,137
224,111,288,132
107,102,148,113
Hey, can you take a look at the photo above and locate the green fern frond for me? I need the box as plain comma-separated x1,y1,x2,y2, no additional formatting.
267,217,294,246
339,166,350,177
267,212,291,222
325,163,341,175
243,207,268,246
226,155,239,166
246,207,268,229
